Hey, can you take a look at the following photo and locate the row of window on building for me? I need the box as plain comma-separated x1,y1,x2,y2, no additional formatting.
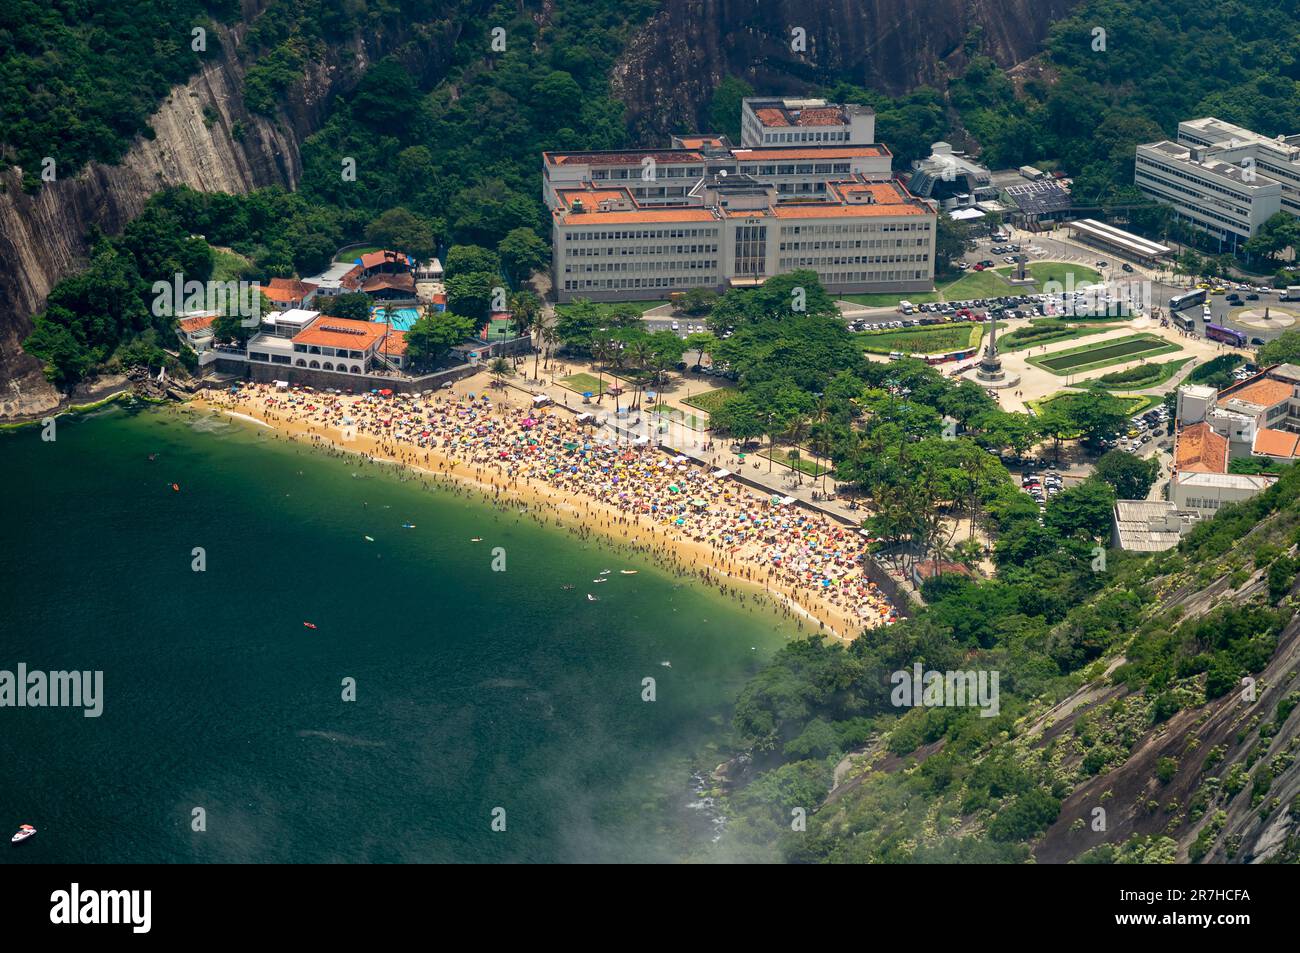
566,244,720,257
565,260,720,274
564,227,720,241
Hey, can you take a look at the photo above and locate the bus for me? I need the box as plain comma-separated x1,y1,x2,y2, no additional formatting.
1206,323,1247,347
1172,312,1196,332
1169,289,1207,311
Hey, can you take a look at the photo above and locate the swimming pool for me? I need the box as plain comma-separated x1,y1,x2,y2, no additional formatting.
370,306,421,331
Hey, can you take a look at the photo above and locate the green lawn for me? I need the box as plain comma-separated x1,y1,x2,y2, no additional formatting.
1028,391,1160,423
559,372,612,396
999,320,1119,353
652,404,708,430
839,290,943,307
1086,357,1193,390
1028,334,1182,376
682,387,737,414
334,245,385,262
759,447,833,477
939,270,1018,300
992,262,1103,288
858,323,987,356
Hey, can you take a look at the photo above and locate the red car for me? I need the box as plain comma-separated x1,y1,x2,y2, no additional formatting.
972,263,986,271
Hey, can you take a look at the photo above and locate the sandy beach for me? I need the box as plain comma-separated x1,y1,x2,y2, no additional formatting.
191,376,900,640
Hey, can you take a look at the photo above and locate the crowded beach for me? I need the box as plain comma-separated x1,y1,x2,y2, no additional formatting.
194,378,900,639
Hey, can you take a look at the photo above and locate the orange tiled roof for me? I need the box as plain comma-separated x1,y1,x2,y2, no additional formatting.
1175,421,1229,473
676,136,725,148
293,319,390,350
1253,428,1300,458
1229,378,1294,408
795,107,846,126
558,188,631,209
358,250,409,271
263,278,318,303
772,202,926,218
362,273,416,294
755,107,788,126
377,329,408,355
555,207,717,225
177,313,216,333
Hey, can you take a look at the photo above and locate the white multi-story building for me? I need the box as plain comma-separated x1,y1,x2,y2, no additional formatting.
1168,364,1300,514
542,144,892,209
551,175,934,302
1135,116,1300,249
1177,118,1300,218
739,98,874,147
546,99,933,303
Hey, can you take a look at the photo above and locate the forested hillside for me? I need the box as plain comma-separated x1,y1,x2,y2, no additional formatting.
711,461,1300,864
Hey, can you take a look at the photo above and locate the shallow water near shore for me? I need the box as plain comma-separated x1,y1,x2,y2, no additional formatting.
0,404,792,863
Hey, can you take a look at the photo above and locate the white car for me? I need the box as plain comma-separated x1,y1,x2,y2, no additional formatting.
671,321,679,331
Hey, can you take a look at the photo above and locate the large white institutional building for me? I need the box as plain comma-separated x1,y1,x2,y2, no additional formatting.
1135,117,1300,249
544,97,937,303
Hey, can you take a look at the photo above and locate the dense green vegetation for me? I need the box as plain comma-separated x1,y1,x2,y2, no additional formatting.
717,437,1300,863
0,1,231,186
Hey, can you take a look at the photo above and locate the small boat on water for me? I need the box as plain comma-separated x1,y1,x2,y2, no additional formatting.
402,523,416,529
592,578,607,583
364,535,375,542
620,570,639,575
587,594,599,602
660,661,672,668
560,584,574,591
171,483,180,492
11,825,36,844
470,537,483,542
303,622,318,630
599,569,611,575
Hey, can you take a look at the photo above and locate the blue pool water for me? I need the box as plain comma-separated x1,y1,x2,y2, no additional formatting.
370,306,420,331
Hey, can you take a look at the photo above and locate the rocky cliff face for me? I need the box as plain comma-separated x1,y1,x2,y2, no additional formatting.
0,8,451,418
612,0,1078,138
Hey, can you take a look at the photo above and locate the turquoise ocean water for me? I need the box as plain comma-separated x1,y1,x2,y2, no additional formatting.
0,402,791,863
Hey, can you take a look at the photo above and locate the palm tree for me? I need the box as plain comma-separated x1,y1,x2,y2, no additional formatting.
764,413,782,473
489,356,513,389
590,336,614,401
783,413,811,485
810,398,835,493
625,338,653,410
540,324,560,372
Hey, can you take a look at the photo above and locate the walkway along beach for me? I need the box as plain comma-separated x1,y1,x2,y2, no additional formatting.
192,378,902,641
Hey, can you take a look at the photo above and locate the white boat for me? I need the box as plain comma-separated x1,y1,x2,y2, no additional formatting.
11,825,36,844
620,570,638,575
587,594,599,602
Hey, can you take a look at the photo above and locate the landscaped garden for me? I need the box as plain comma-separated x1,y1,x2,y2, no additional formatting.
682,387,738,414
993,262,1103,287
1086,357,1193,390
559,372,612,396
857,323,986,356
998,319,1118,352
1028,333,1181,376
